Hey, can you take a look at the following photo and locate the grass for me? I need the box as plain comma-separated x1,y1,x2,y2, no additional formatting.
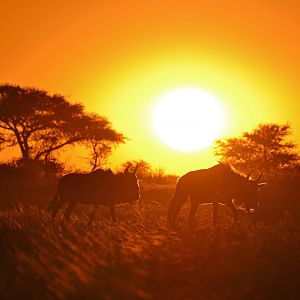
1,198,300,300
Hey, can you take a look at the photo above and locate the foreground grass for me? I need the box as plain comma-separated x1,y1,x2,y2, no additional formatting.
1,203,300,300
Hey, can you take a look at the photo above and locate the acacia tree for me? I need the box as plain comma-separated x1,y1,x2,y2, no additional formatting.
0,84,125,162
87,140,114,171
214,123,299,176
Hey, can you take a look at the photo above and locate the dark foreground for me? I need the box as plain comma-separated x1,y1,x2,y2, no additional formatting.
1,203,300,300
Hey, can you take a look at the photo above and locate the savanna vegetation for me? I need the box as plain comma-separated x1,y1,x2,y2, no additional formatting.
2,203,300,300
1,85,300,299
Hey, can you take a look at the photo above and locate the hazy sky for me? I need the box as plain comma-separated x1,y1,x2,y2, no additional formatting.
1,0,300,174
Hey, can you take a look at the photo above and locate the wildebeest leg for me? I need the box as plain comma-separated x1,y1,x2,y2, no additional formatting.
110,205,116,222
88,205,98,225
167,195,186,227
51,196,65,220
226,200,238,221
189,199,199,230
48,192,59,211
213,201,219,226
64,201,77,220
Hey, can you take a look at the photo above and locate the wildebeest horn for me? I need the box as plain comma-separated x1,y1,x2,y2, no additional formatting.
246,171,252,181
124,164,132,174
133,163,139,174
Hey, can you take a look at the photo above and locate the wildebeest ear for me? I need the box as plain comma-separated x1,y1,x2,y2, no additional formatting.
124,164,131,174
133,163,139,174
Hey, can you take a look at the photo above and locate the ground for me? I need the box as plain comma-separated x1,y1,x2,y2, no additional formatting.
1,197,300,300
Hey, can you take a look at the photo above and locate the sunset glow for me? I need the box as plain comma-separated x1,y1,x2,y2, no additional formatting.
152,88,225,151
1,1,300,174
2,2,300,299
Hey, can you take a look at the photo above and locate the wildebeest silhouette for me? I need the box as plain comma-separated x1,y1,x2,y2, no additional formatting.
255,175,300,223
168,163,265,228
48,164,140,223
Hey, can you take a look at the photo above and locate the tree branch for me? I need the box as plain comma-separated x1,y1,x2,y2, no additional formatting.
34,137,81,160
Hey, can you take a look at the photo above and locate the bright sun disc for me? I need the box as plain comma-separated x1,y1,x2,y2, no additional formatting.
152,88,225,151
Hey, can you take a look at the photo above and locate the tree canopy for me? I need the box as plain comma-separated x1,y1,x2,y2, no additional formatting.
0,84,125,162
121,159,153,178
215,123,300,176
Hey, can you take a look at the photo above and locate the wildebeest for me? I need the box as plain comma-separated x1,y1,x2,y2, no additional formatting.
255,176,300,223
48,164,140,223
167,163,266,228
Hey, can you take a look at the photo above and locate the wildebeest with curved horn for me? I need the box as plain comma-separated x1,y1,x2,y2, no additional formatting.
167,163,266,228
48,164,140,223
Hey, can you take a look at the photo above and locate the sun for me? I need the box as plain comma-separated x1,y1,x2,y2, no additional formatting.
152,88,225,152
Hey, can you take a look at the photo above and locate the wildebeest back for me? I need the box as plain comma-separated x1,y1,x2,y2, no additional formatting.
57,171,119,205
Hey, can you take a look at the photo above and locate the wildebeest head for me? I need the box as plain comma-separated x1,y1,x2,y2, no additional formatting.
120,163,140,203
233,172,266,211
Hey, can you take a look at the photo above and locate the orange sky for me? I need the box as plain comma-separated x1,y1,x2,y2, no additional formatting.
1,0,300,174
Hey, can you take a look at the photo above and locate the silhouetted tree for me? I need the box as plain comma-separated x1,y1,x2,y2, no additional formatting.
215,123,299,176
0,84,125,161
152,166,166,178
0,133,5,151
87,140,113,171
121,160,170,182
122,159,152,178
